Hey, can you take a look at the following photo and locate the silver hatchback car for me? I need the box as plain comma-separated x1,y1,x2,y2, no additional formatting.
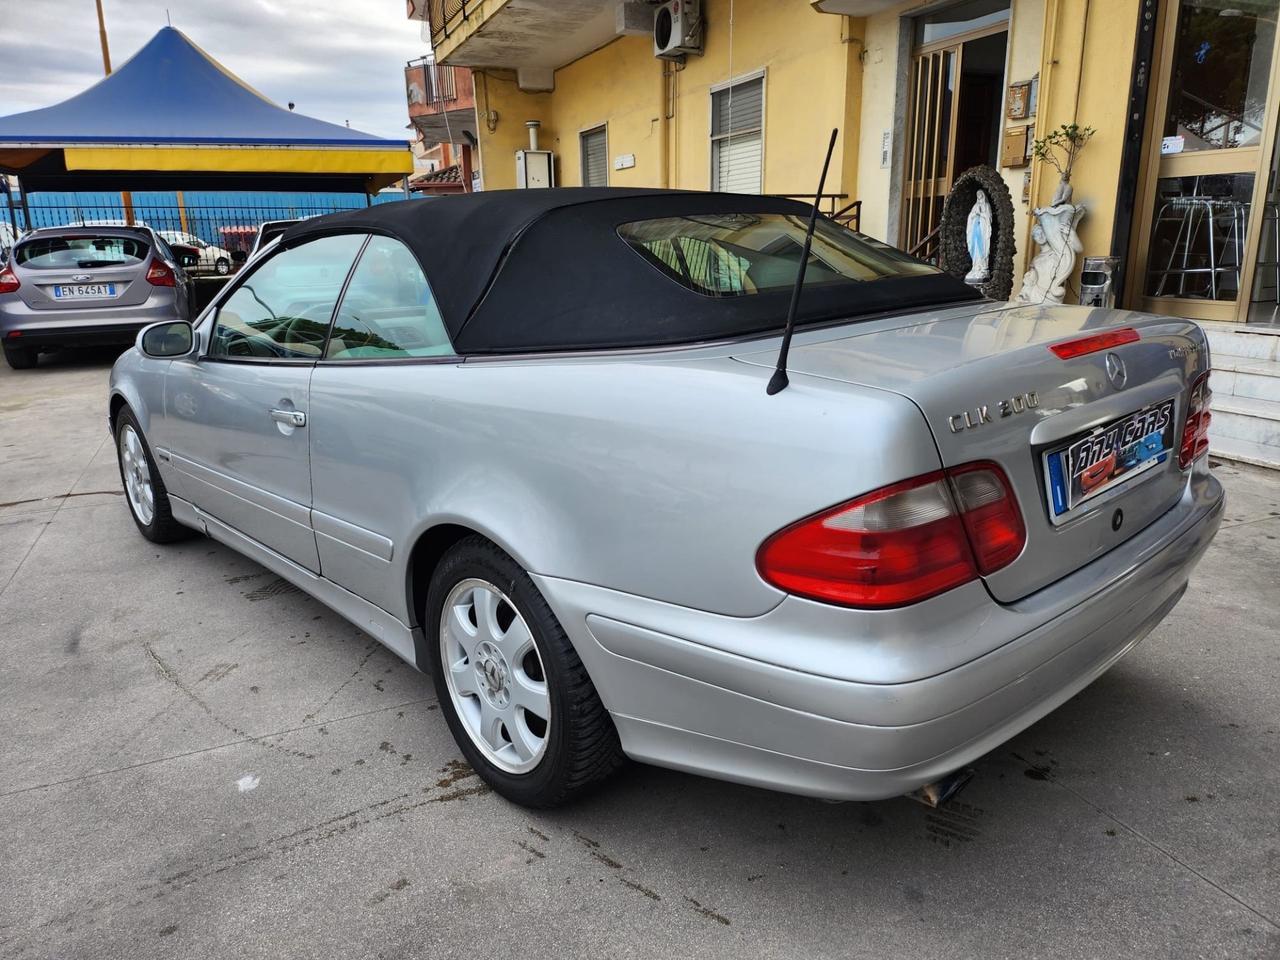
108,189,1224,808
1,225,192,369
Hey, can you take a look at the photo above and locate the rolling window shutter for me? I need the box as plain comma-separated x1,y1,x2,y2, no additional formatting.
581,127,608,187
711,77,763,194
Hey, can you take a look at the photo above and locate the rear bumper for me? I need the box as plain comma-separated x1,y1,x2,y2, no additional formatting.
535,469,1225,801
5,322,152,349
0,297,182,349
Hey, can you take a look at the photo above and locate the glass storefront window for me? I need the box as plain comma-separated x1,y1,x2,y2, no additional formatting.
1163,1,1279,152
1145,173,1256,301
914,0,1010,47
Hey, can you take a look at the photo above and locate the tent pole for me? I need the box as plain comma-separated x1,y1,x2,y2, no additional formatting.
16,177,31,233
4,175,18,236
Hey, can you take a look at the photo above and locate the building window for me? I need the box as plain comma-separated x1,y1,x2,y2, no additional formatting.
711,74,764,193
580,125,608,187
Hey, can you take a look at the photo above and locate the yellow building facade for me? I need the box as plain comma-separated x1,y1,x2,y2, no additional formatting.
416,0,1280,324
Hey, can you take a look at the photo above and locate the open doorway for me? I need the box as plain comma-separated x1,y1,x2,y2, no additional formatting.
899,0,1010,255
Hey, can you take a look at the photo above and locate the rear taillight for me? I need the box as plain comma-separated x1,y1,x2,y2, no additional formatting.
146,260,176,287
756,462,1025,608
1048,327,1140,359
0,264,19,293
1178,371,1212,469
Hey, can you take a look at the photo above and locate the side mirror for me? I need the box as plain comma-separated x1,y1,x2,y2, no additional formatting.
179,252,200,269
231,250,248,264
138,320,194,358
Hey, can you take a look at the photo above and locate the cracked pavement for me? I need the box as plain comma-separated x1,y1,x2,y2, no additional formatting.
1,351,1277,959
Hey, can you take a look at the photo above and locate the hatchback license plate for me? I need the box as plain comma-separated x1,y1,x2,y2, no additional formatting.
53,283,116,300
1044,397,1177,523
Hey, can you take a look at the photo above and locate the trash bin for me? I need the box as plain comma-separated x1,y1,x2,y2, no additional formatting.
1079,256,1120,308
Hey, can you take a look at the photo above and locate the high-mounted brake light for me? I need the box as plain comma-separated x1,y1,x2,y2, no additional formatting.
0,264,19,294
1179,371,1212,469
1048,327,1140,359
756,462,1025,608
146,259,176,287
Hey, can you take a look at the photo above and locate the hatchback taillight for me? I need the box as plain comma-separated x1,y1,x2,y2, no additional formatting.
1178,371,1212,469
756,462,1025,608
0,264,19,293
146,260,176,287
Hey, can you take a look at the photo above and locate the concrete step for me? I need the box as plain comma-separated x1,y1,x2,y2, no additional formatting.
1203,326,1280,363
1212,358,1280,403
1210,434,1280,470
1210,396,1280,452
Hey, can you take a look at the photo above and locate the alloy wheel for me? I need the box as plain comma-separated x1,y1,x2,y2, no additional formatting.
118,424,155,526
439,578,551,774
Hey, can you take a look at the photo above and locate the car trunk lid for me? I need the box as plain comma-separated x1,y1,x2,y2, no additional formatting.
734,302,1208,603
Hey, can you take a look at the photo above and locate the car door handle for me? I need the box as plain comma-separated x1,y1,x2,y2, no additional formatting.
270,408,306,428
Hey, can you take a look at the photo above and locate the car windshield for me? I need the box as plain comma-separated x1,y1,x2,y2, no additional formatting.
618,214,938,298
16,236,148,269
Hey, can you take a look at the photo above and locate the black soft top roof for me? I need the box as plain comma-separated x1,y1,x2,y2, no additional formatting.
281,188,979,354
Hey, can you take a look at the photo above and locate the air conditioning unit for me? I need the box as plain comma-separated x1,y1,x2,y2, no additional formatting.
654,0,702,60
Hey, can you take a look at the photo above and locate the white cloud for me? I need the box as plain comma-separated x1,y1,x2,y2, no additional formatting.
0,0,427,139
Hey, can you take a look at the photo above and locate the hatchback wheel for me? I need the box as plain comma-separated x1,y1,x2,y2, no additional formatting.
214,257,230,275
426,536,624,807
3,345,37,369
115,408,192,543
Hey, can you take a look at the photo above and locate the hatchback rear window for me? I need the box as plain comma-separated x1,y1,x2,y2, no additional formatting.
617,214,938,298
15,236,149,269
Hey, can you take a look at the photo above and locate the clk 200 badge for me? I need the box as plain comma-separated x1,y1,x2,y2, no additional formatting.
948,391,1040,433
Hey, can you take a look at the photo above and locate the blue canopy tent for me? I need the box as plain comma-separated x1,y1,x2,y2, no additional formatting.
0,27,412,194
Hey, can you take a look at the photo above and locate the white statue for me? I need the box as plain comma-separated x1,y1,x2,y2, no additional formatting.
1017,179,1086,304
964,190,992,284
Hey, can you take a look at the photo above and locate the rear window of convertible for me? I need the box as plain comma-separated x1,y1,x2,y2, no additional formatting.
617,213,939,298
15,236,148,269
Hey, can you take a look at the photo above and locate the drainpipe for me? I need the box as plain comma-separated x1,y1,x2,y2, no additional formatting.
658,60,670,188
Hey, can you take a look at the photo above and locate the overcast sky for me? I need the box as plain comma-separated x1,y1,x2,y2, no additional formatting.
0,0,427,140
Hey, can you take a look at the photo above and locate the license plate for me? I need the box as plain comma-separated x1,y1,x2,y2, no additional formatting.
53,283,116,300
1043,397,1177,523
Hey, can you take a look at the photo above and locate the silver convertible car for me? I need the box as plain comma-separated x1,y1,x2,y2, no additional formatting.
109,189,1223,808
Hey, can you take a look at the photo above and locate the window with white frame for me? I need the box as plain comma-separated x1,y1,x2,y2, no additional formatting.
710,74,764,193
580,125,608,187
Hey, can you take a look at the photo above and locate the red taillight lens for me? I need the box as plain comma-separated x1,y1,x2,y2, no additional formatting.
948,462,1026,574
756,463,1025,608
1048,327,1140,359
146,260,176,287
0,264,19,294
1178,371,1212,469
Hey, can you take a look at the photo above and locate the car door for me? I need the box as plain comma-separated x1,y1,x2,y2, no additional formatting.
308,234,456,614
163,233,367,572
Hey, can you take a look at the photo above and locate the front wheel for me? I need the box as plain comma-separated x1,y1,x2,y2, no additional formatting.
115,408,193,543
426,536,624,807
214,257,230,276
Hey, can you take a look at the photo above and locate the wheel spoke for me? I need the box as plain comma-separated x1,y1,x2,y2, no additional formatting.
445,603,479,660
511,673,550,722
448,657,480,698
497,616,532,662
507,710,543,762
477,698,506,752
472,587,501,640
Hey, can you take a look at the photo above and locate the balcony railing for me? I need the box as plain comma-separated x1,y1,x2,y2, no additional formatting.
406,59,459,109
425,0,476,50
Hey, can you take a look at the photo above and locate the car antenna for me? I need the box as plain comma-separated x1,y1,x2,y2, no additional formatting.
767,127,838,396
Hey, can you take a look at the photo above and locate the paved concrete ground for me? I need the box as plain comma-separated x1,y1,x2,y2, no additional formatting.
1,350,1277,960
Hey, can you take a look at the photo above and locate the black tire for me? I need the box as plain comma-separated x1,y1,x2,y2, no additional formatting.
426,536,625,807
3,345,37,369
214,257,230,276
114,407,194,544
